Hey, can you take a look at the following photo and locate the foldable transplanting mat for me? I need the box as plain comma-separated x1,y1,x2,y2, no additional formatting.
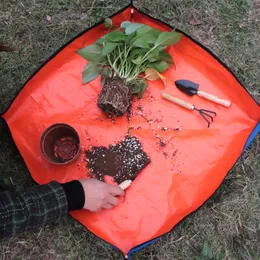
1,4,260,259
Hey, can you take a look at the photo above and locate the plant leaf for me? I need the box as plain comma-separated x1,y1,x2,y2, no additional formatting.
194,257,202,260
3,177,9,185
132,79,148,98
125,31,137,44
125,23,144,35
101,67,112,86
132,56,142,65
150,61,170,72
95,37,105,46
131,32,157,46
158,45,167,51
145,68,159,80
125,32,136,44
147,48,159,62
137,80,148,99
132,38,150,48
202,241,213,259
141,33,157,45
102,42,117,56
129,48,143,59
132,84,141,94
216,250,225,260
155,31,182,46
136,25,152,36
121,21,132,29
101,66,112,77
145,68,167,86
77,44,102,61
82,62,101,84
150,29,161,38
106,31,126,42
101,76,106,86
159,51,174,64
104,18,113,29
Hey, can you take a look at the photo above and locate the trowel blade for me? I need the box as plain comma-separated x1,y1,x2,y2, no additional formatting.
175,80,199,96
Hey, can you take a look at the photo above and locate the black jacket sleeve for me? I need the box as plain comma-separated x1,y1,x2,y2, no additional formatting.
0,180,85,239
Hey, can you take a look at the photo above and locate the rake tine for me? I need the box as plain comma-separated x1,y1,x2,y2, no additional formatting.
199,111,211,128
200,109,217,116
201,111,214,122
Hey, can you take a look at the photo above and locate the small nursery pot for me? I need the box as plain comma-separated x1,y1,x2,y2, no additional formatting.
40,123,80,165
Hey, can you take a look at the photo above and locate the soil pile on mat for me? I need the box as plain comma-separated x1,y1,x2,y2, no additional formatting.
86,136,150,183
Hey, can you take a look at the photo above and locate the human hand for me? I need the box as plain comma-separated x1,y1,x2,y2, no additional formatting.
79,178,125,212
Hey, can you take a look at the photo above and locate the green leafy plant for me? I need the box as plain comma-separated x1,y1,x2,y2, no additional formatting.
76,19,182,98
76,19,182,116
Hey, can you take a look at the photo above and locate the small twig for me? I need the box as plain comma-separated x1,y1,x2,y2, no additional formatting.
62,28,69,44
162,235,185,247
0,44,16,52
9,177,14,189
217,211,234,219
243,224,257,233
87,0,98,14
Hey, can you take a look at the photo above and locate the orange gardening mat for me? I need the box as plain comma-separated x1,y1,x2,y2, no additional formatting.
2,5,260,258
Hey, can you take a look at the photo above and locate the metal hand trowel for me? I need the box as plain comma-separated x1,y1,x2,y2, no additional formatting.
175,80,231,108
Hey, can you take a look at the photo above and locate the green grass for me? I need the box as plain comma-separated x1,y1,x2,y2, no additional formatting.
0,0,260,259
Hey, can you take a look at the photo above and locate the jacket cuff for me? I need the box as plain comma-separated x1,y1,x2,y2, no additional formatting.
61,180,85,211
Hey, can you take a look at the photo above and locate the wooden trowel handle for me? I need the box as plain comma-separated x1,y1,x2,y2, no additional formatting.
118,180,132,190
162,92,194,110
197,90,231,108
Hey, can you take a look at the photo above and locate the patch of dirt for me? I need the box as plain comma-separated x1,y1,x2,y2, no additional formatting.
86,136,151,184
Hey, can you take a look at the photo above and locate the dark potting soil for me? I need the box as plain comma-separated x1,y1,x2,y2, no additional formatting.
54,136,78,162
86,136,151,184
97,77,133,117
161,127,181,131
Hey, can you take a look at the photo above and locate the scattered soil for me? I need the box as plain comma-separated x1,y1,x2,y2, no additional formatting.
53,136,78,162
160,140,166,147
154,118,162,123
172,149,178,157
127,126,142,134
136,105,143,112
135,112,182,148
152,129,167,147
126,103,132,122
86,136,151,184
161,127,181,131
97,77,133,117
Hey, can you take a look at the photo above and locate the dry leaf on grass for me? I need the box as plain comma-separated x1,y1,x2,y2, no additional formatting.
189,18,202,25
46,15,51,22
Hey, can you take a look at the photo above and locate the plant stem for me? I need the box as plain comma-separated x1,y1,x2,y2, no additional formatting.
119,44,133,77
107,54,119,75
141,44,159,63
121,44,129,77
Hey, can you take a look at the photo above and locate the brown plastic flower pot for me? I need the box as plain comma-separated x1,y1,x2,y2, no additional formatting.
40,123,80,165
